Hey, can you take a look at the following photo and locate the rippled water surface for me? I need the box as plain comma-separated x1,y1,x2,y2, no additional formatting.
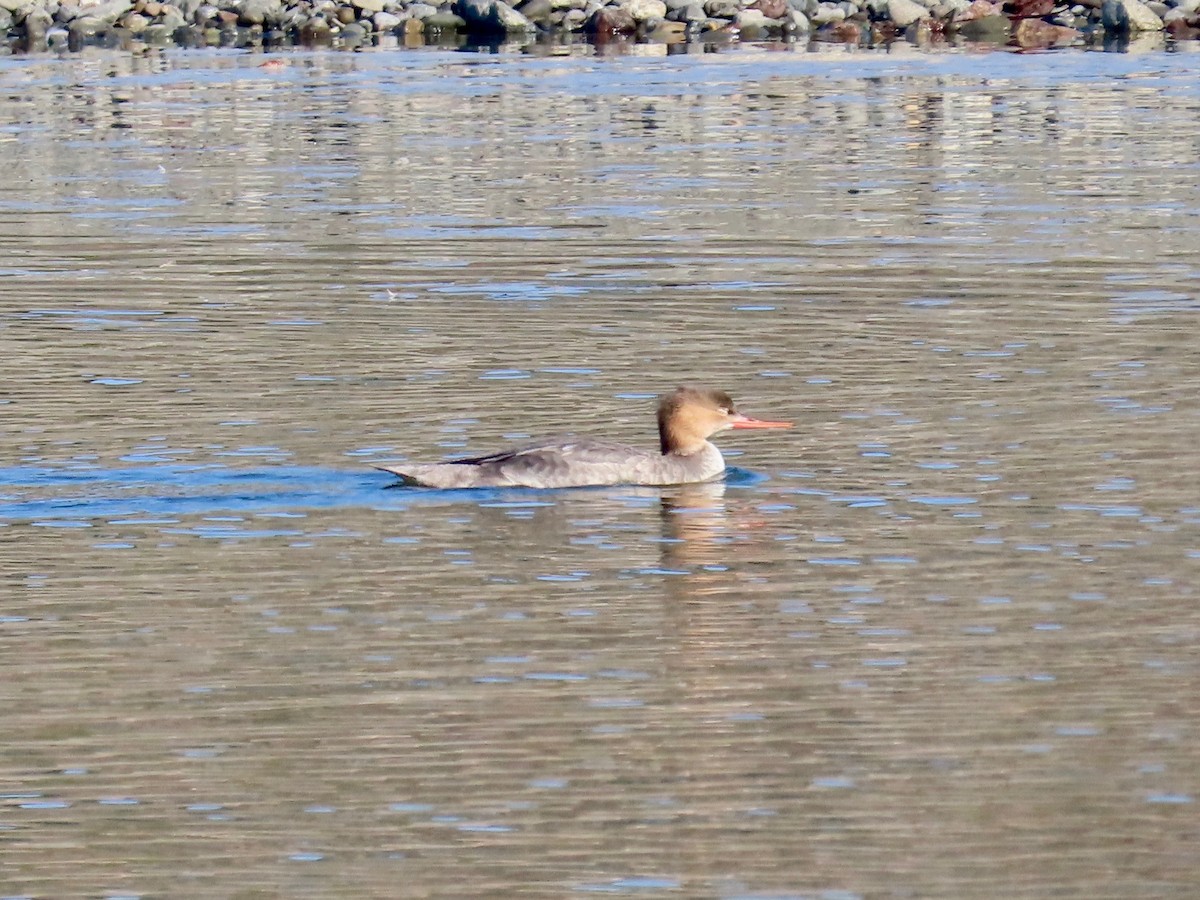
2,47,1198,897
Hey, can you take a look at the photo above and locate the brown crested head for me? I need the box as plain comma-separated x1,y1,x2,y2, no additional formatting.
657,384,793,455
656,385,737,455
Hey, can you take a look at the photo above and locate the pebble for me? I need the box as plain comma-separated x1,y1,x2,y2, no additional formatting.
887,0,928,25
1013,15,1078,43
624,0,667,20
2,0,1193,48
373,9,400,28
735,6,770,24
1101,0,1164,30
954,9,1007,36
811,2,845,22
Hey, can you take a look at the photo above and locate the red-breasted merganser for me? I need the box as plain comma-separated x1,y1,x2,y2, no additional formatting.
374,385,792,489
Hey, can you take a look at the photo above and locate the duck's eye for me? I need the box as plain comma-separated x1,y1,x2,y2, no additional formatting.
718,407,730,416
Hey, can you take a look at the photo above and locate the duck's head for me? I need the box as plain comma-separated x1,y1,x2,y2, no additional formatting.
657,385,792,455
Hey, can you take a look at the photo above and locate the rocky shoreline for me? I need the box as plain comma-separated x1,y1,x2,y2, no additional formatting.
2,0,1198,52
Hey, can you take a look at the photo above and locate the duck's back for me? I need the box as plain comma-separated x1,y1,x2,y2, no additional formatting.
376,436,724,489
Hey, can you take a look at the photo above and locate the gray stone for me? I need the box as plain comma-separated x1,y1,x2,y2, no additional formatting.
810,2,843,21
76,0,133,24
406,2,436,16
1145,0,1166,13
887,0,928,23
351,0,384,12
67,13,104,41
120,10,149,29
23,5,54,31
422,9,465,28
516,0,552,20
668,1,705,19
233,0,264,22
237,0,282,24
560,5,586,23
955,10,1007,35
373,8,399,25
735,5,769,21
141,20,174,37
1102,0,1163,28
645,14,682,29
159,6,185,26
453,0,534,30
490,0,534,27
1125,0,1165,27
621,0,666,18
703,0,737,14
339,18,366,40
932,0,968,15
46,23,70,42
786,7,808,27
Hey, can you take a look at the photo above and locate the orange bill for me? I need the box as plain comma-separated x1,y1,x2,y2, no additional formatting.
730,414,793,429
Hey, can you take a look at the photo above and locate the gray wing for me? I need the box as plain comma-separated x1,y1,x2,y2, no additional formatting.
448,436,635,466
450,436,657,487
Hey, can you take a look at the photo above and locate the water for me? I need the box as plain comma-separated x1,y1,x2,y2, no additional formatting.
2,46,1198,897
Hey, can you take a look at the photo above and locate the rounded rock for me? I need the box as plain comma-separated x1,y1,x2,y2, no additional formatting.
422,9,465,29
586,3,636,29
703,0,738,14
887,0,928,25
622,0,666,18
735,5,768,21
750,0,787,16
811,2,844,22
142,20,172,37
516,0,552,21
23,6,54,32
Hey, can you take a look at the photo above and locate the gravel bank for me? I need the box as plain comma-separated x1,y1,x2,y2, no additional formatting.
2,0,1198,51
